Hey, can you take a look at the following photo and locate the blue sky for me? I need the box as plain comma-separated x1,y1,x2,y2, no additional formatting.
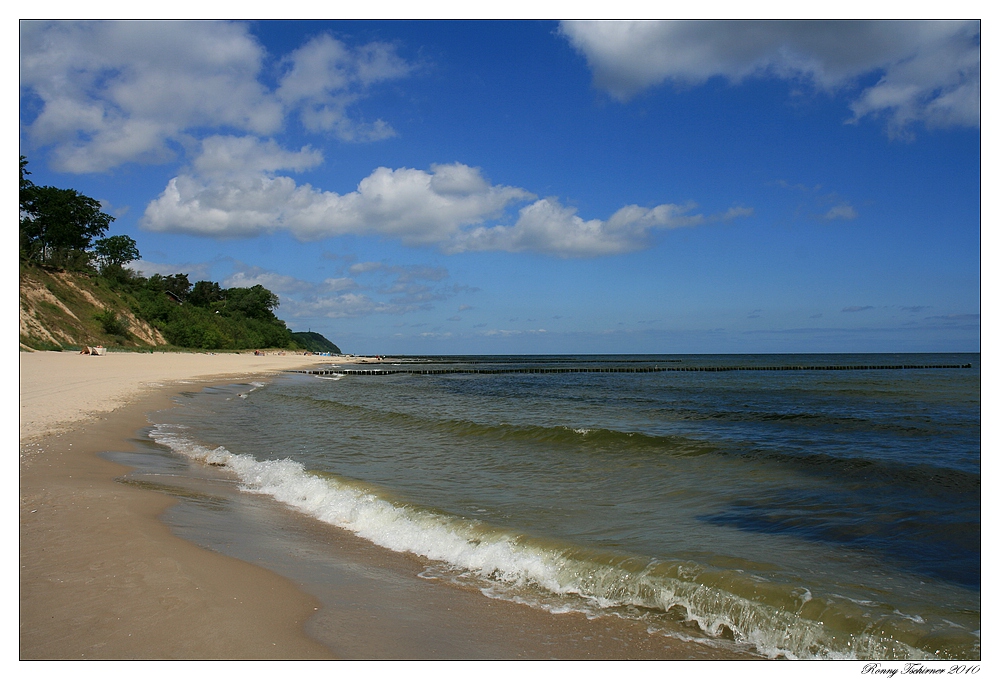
18,19,981,354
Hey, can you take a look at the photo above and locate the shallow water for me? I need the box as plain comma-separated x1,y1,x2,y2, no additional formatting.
140,353,980,660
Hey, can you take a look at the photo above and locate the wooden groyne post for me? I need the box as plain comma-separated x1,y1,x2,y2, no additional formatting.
289,363,973,377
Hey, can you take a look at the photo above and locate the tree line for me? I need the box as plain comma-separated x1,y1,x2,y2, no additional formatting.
19,155,315,351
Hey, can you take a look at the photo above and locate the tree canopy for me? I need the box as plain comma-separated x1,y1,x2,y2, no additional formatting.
224,285,280,320
19,155,116,267
189,280,225,307
93,234,140,272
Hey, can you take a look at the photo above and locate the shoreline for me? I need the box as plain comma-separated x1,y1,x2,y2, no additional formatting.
19,350,367,442
19,350,754,660
19,350,349,659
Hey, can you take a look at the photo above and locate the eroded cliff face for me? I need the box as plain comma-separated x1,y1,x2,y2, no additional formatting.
19,267,166,351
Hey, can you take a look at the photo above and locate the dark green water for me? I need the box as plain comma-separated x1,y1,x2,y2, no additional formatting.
146,353,980,659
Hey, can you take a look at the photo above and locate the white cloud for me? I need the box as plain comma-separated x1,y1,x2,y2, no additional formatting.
450,198,738,257
193,135,323,180
560,20,980,133
20,21,281,172
277,33,411,140
143,151,750,256
19,21,414,172
142,160,535,243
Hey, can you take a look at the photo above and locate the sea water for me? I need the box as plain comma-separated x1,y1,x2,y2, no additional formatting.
143,354,980,660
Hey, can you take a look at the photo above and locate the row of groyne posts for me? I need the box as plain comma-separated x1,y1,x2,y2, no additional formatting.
290,363,973,377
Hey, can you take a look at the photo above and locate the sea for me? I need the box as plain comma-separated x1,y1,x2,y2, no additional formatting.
120,353,980,660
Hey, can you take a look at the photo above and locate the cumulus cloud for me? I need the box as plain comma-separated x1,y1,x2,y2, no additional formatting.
277,33,412,140
449,198,713,256
20,21,279,172
142,159,535,244
142,151,746,256
193,135,323,180
19,21,414,172
560,20,979,134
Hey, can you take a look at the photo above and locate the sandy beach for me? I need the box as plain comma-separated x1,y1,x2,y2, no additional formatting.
19,350,350,659
19,350,754,660
19,350,352,441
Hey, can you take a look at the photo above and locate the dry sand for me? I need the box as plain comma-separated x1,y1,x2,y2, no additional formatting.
19,350,353,441
19,350,352,659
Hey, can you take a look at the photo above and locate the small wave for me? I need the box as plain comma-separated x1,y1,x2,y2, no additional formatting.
148,424,958,660
275,392,978,485
272,392,718,458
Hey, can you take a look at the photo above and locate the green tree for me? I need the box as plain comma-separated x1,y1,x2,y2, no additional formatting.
189,280,225,307
19,157,115,266
163,273,192,301
93,234,140,272
20,156,37,260
20,155,33,209
224,285,280,320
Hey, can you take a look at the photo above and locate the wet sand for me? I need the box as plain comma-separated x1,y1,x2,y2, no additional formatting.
19,350,757,660
19,350,347,659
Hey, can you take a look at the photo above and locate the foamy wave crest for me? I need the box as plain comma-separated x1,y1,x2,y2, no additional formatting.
149,425,562,586
148,424,939,661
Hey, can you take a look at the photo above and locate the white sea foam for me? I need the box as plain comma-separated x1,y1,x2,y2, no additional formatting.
147,423,939,661
894,609,926,624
